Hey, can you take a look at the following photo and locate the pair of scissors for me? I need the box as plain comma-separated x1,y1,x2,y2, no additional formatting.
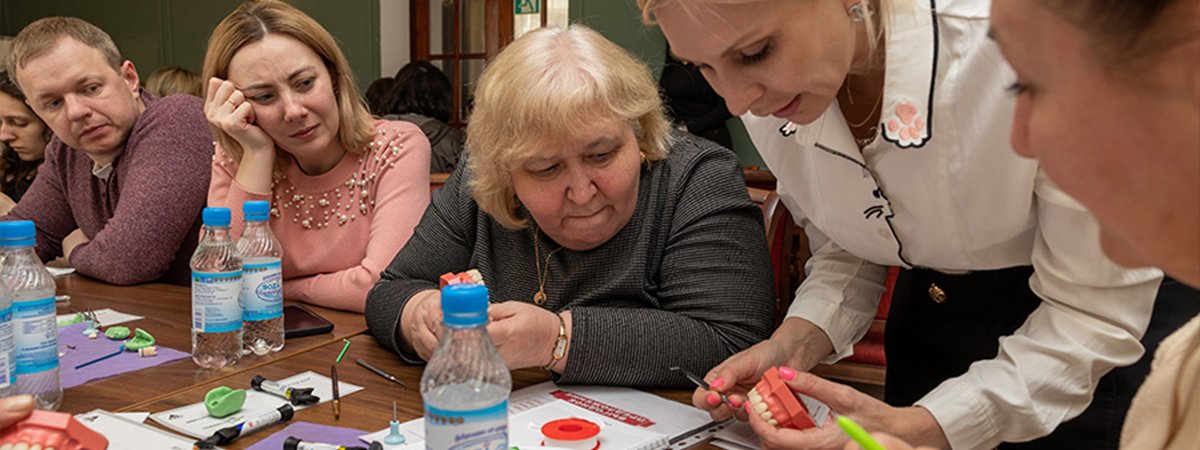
669,366,733,407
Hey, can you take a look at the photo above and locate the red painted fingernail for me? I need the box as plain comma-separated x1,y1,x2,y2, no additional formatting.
710,378,726,389
779,366,796,381
728,397,742,408
706,393,720,406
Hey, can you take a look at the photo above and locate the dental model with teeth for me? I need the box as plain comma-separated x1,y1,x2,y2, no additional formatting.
746,367,821,430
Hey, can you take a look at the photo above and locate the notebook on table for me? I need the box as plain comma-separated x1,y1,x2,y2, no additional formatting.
360,381,733,450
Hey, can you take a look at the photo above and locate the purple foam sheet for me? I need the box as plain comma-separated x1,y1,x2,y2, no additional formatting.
245,421,370,450
58,322,190,389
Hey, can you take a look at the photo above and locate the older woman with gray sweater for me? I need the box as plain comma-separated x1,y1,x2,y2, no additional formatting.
366,25,775,388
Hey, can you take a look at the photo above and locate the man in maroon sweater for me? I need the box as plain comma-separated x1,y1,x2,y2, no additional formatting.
2,17,210,286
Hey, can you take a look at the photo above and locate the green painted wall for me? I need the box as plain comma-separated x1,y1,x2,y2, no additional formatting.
0,0,763,166
0,0,381,91
571,0,763,167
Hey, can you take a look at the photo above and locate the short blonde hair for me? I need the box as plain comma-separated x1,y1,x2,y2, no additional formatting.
201,0,373,164
146,66,202,97
467,25,671,230
6,17,122,87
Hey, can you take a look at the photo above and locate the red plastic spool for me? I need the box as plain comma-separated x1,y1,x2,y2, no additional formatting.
541,418,601,450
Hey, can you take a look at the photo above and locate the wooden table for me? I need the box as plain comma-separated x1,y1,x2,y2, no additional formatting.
128,334,550,448
132,334,702,449
56,275,369,413
52,275,712,449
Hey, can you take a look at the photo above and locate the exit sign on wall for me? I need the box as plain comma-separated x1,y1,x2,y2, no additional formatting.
515,0,540,14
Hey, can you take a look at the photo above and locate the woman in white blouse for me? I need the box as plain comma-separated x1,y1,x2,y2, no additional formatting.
638,0,1197,449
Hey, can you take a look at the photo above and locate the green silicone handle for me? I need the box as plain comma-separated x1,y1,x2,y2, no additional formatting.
204,386,246,418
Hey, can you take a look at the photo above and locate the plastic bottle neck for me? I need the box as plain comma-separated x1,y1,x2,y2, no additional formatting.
0,245,40,262
442,321,488,335
242,220,272,235
201,225,234,243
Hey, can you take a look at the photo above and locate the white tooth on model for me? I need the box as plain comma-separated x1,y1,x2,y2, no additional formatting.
1,442,12,450
761,410,773,420
748,389,762,402
749,397,765,412
754,401,768,413
768,418,779,426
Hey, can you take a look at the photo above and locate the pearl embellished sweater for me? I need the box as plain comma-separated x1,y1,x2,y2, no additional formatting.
208,120,431,312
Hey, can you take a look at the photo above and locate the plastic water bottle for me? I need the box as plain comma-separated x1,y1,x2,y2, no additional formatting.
190,207,243,369
0,221,61,410
421,284,512,450
0,278,14,399
237,200,284,355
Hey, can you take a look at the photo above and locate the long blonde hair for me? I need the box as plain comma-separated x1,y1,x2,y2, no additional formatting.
201,0,373,164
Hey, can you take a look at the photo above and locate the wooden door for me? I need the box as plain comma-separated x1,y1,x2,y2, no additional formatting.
411,0,519,125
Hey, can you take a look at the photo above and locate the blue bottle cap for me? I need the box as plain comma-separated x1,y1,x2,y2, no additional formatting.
243,200,270,221
203,207,232,227
0,220,36,247
441,284,489,327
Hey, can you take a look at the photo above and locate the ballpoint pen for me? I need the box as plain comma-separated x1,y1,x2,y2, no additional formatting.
836,415,886,450
75,345,125,369
669,366,732,407
355,358,408,388
331,364,341,420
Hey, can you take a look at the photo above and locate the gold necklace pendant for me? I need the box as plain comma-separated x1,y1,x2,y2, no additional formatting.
531,226,562,306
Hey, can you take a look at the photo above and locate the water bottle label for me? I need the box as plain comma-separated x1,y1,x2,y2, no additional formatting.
192,271,243,333
0,306,12,387
424,401,508,450
241,260,283,321
11,297,58,375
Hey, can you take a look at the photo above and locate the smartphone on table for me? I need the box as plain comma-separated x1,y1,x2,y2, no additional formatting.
284,304,334,339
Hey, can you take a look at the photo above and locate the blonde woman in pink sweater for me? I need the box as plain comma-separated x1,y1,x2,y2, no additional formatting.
201,1,431,312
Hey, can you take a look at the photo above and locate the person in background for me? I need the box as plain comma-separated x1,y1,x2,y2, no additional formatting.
204,0,430,313
383,61,463,173
144,65,202,98
659,45,733,149
639,0,1196,448
857,1,1199,449
3,17,210,286
0,70,51,213
364,76,394,116
366,25,775,387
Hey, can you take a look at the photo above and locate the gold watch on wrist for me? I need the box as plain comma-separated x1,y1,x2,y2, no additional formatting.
542,312,567,371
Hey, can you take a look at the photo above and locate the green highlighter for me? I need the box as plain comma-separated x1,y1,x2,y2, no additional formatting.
836,415,886,450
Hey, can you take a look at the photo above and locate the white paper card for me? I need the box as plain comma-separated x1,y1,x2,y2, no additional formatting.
48,267,76,277
798,393,831,426
114,411,151,423
711,422,759,450
362,381,720,450
56,308,144,327
359,420,425,450
508,398,666,449
76,409,204,450
149,370,362,438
